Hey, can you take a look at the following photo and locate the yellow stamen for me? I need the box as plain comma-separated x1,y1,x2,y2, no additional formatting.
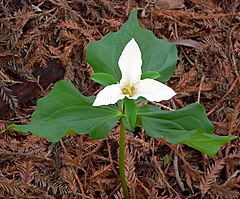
122,86,135,97
121,80,139,97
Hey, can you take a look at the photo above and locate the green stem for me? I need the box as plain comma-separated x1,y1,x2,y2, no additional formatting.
119,118,129,199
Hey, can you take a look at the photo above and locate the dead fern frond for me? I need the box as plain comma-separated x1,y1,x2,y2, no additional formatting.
62,167,78,193
0,171,54,198
210,184,240,199
176,68,197,89
229,101,240,134
61,20,80,30
99,0,118,16
200,158,226,197
34,173,69,195
185,171,194,192
61,153,88,175
200,36,221,53
0,79,18,110
224,175,240,188
48,45,63,59
90,163,113,182
16,160,35,185
78,0,101,20
0,173,26,196
127,135,151,159
125,145,137,190
1,164,17,176
113,188,124,199
199,18,222,29
0,174,30,196
25,40,49,68
61,30,80,45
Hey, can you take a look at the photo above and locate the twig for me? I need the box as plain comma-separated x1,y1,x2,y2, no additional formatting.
198,75,205,103
223,170,240,185
60,140,68,154
149,101,174,111
174,145,185,191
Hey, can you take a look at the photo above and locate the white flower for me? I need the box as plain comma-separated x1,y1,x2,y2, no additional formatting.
92,38,176,106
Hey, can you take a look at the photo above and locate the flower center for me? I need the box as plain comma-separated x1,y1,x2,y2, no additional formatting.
121,80,138,97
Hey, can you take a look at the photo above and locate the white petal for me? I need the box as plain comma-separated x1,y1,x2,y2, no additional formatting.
92,84,125,106
118,38,142,85
133,79,176,101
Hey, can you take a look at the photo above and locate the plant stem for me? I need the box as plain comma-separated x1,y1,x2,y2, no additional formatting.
119,118,129,199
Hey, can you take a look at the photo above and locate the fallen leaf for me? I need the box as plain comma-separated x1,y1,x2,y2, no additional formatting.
170,39,201,49
155,0,185,9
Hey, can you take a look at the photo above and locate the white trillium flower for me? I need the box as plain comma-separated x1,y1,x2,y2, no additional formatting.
92,38,176,106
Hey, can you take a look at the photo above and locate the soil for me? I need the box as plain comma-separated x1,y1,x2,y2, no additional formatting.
0,0,239,198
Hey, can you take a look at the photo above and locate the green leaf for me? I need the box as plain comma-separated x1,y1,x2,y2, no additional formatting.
123,98,137,131
138,103,214,143
137,103,237,156
141,71,161,80
163,154,172,167
86,10,178,83
91,73,117,86
182,130,237,157
8,80,122,142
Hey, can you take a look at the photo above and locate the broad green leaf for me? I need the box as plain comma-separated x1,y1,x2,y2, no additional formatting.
182,130,237,157
91,73,117,87
123,98,137,131
141,71,161,80
86,10,178,83
8,80,122,142
137,103,237,156
137,103,214,144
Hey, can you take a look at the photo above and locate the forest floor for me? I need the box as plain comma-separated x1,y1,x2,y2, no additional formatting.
0,0,239,198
